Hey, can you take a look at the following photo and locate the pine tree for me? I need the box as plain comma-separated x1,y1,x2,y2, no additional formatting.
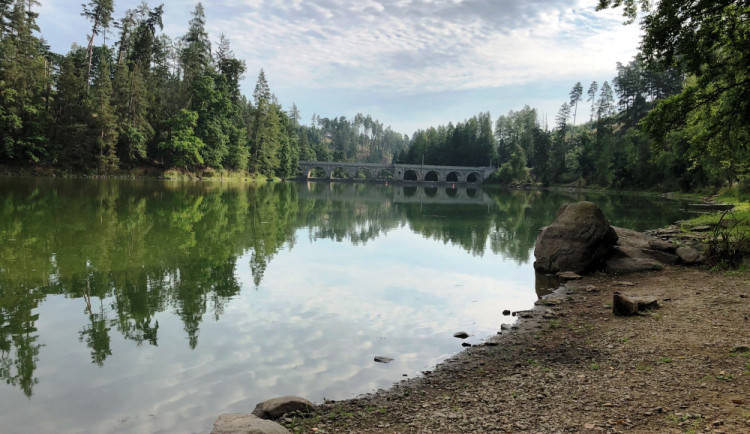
180,2,211,93
0,0,49,163
81,0,114,93
248,69,272,172
51,51,94,168
587,81,598,123
90,56,119,170
597,81,615,121
569,82,583,126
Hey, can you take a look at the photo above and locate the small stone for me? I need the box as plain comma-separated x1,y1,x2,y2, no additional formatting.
502,309,511,316
731,345,749,353
461,342,471,347
453,331,469,339
374,356,394,364
613,281,636,287
676,246,704,264
500,324,512,331
712,420,724,427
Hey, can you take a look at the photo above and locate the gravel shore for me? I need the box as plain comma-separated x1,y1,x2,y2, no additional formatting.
281,267,750,433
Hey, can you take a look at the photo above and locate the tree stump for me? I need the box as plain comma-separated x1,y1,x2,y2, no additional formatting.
612,292,659,316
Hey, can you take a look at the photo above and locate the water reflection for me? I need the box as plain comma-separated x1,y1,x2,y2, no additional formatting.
0,178,691,407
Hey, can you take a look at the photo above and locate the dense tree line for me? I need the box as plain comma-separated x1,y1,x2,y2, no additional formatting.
399,1,749,192
396,62,684,189
0,1,407,175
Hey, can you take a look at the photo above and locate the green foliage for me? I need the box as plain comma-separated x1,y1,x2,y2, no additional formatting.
601,0,750,186
159,109,205,169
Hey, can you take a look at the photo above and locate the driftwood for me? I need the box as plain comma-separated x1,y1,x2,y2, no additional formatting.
613,292,659,316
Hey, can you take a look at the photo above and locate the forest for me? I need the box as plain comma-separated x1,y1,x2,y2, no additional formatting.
400,1,750,192
0,0,409,176
1,0,748,193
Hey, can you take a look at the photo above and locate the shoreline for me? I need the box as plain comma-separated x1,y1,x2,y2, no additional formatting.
278,266,750,433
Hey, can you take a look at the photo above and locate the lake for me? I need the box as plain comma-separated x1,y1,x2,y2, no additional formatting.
0,178,692,433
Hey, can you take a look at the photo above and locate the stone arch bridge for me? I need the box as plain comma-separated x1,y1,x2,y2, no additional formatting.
298,161,495,184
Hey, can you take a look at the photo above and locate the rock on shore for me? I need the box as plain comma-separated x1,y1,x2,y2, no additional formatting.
533,201,618,274
536,202,705,276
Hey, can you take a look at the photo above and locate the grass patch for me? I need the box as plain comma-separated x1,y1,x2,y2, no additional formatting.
590,363,601,371
658,356,673,364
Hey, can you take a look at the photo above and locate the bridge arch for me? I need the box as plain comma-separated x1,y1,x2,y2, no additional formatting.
446,172,459,183
424,171,439,182
354,167,373,180
331,167,352,180
306,166,330,179
403,169,419,181
376,168,393,180
467,172,482,183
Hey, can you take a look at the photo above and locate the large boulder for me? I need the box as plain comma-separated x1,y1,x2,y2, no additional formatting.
211,414,290,434
534,202,618,274
251,396,314,420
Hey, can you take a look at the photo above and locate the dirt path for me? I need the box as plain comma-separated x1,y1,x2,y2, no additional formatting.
281,267,750,433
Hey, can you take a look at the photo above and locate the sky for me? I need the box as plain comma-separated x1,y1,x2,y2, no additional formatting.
36,0,641,136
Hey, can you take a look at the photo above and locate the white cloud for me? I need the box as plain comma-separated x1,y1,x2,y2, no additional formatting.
35,0,642,133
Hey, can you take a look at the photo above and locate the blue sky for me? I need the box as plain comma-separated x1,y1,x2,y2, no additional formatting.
36,0,640,135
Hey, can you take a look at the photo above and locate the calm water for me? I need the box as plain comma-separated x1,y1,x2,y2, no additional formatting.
0,178,692,433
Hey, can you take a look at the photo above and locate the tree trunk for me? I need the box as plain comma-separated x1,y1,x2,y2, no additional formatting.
85,18,99,93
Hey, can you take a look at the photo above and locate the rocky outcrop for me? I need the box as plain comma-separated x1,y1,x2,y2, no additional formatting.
604,226,678,273
533,203,707,276
252,396,315,420
533,201,618,274
211,413,290,434
606,257,663,274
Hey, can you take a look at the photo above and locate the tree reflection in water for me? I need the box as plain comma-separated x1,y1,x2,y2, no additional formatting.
0,178,689,395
